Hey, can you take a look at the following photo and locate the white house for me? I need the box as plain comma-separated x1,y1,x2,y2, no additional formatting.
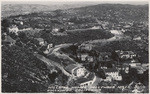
133,36,141,40
115,50,137,60
8,25,19,35
77,53,89,62
91,26,101,29
43,43,53,54
34,38,46,46
86,56,94,62
103,75,113,82
80,44,92,51
52,28,59,32
104,68,122,81
76,73,96,87
65,64,86,77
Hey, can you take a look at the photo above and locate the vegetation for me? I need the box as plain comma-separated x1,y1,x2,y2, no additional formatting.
40,29,113,45
1,3,148,93
2,45,51,92
94,40,148,63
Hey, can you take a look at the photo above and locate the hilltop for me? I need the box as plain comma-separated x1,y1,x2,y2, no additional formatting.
1,3,98,18
61,4,148,22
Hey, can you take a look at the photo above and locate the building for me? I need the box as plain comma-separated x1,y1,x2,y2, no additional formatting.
98,52,112,62
78,44,92,51
2,35,16,46
65,64,86,77
8,25,19,35
115,50,137,60
91,26,101,29
52,28,59,32
43,44,53,54
133,36,142,40
77,53,89,62
75,73,96,87
34,38,46,46
103,68,122,81
128,82,146,93
86,56,94,62
129,63,148,74
110,30,123,35
122,64,130,73
103,75,113,82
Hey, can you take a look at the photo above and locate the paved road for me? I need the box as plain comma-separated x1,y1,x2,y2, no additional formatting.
34,53,72,77
82,29,131,45
66,28,100,32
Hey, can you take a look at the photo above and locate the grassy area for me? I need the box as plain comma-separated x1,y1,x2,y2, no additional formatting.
41,29,114,45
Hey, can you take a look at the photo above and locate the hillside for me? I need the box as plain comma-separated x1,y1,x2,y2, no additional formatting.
1,3,97,18
62,4,148,22
1,3,149,93
2,4,50,18
2,45,68,92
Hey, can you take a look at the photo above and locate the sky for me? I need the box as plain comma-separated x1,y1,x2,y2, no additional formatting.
1,0,149,5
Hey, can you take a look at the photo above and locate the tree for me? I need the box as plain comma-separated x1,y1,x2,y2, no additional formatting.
2,45,51,92
18,32,29,43
1,19,10,33
59,28,65,33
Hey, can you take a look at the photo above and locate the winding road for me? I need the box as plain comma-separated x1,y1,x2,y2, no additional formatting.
34,53,72,77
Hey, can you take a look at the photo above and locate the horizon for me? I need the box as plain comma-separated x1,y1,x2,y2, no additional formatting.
2,1,148,5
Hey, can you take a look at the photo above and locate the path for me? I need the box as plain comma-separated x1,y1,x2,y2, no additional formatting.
34,53,72,77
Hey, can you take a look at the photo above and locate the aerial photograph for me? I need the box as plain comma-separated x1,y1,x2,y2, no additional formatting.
1,0,149,93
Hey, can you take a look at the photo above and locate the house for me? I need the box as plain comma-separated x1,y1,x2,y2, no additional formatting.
103,75,113,82
47,44,53,49
78,44,92,51
91,26,101,29
129,63,141,67
8,25,19,35
86,56,94,62
77,53,89,62
110,30,122,35
115,50,137,60
75,73,96,87
98,52,112,62
68,22,74,25
123,25,131,29
121,63,130,73
65,64,86,77
103,68,122,81
128,82,146,93
133,36,141,40
43,44,53,54
52,28,59,32
2,35,16,46
14,20,24,25
129,63,148,74
34,38,46,46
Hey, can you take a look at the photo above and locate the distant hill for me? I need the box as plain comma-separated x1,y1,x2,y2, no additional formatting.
1,3,97,18
62,4,148,22
2,4,49,17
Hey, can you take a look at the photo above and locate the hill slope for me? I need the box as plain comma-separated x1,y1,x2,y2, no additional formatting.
62,4,148,22
1,3,98,18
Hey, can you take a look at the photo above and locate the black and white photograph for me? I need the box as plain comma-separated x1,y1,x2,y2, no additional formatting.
1,0,149,93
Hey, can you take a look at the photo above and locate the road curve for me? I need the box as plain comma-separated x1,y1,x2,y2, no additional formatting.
34,53,72,77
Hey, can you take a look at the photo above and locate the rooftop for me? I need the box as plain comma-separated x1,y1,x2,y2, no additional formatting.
115,50,135,56
34,38,44,42
65,64,79,74
75,73,95,84
3,35,16,43
9,25,18,29
104,68,118,73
